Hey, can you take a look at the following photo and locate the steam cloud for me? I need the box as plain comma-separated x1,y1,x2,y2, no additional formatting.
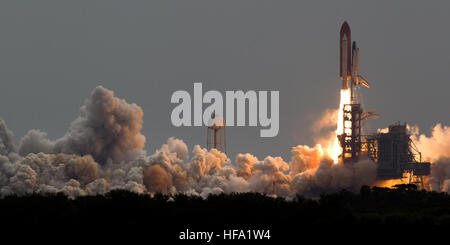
410,124,450,192
0,86,448,198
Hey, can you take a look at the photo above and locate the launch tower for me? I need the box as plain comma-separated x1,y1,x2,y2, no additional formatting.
337,22,430,186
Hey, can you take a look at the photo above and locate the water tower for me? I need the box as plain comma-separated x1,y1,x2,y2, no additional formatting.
206,113,226,153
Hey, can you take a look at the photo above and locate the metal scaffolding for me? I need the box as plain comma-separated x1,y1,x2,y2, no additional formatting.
370,123,430,184
206,115,226,153
339,103,362,163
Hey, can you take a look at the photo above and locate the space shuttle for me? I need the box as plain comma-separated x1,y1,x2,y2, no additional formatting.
339,22,370,99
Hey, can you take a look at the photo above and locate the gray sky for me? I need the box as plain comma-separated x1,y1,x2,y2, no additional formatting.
0,1,449,161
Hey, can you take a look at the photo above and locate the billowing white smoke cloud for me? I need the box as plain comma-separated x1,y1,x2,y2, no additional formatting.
290,145,324,174
0,85,433,199
1,86,148,197
291,158,377,196
19,86,146,164
18,130,54,156
0,153,100,196
428,158,450,193
411,124,450,163
141,139,376,198
410,124,450,192
289,143,377,196
247,156,291,197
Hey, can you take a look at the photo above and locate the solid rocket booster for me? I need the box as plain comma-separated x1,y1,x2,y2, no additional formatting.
339,22,370,96
352,41,359,82
351,41,370,89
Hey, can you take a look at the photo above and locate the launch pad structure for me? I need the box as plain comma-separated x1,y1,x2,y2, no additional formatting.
338,22,430,187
